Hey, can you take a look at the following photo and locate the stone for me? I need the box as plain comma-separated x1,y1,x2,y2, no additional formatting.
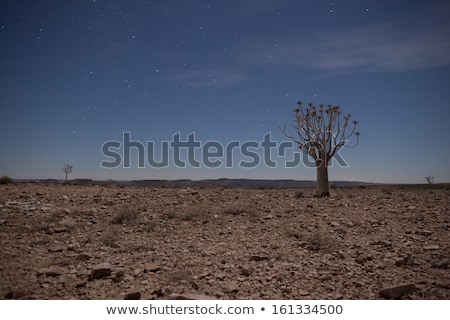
298,290,309,296
53,226,68,233
48,246,65,253
222,282,239,293
38,265,66,277
46,265,66,276
239,267,253,276
89,262,113,280
431,259,450,269
112,270,125,283
144,263,161,273
0,219,6,225
355,256,367,264
5,290,28,299
77,253,92,261
59,218,77,227
249,255,269,261
417,229,432,236
379,283,416,299
215,273,227,280
124,290,141,300
169,293,215,300
423,245,440,250
395,255,414,266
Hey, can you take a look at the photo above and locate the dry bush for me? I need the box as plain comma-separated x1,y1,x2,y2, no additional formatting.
141,220,158,232
111,204,139,225
100,230,120,248
285,227,336,252
381,187,392,195
168,267,194,284
0,175,13,184
162,207,178,220
161,205,208,222
305,231,335,252
179,206,208,222
294,191,304,198
222,202,255,216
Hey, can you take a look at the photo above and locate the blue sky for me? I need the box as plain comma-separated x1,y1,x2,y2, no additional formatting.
1,0,449,183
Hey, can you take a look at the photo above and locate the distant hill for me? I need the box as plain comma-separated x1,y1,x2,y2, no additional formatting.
14,178,375,188
126,178,373,188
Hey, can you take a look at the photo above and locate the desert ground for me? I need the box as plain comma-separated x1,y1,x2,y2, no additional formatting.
0,183,449,300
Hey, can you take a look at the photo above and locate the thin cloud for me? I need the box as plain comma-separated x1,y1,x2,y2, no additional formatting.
234,0,293,18
169,67,246,88
240,4,450,73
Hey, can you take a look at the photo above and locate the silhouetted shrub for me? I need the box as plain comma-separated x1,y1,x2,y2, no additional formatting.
0,175,13,184
294,191,304,198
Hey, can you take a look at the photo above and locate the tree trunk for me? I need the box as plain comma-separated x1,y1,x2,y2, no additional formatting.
314,160,330,197
65,173,68,183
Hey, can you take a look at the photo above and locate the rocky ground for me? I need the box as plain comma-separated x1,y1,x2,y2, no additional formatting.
0,183,449,300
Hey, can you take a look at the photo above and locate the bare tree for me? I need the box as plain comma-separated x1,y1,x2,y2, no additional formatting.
61,164,73,183
281,101,360,197
425,176,434,184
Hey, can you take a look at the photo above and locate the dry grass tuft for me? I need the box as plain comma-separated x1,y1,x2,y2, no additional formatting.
285,227,336,252
111,205,139,225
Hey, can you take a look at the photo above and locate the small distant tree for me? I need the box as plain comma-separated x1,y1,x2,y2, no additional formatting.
425,176,434,184
0,175,13,184
281,101,360,197
61,164,73,183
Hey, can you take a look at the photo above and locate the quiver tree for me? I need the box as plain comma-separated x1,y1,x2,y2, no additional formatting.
61,164,73,183
281,101,360,197
425,176,434,184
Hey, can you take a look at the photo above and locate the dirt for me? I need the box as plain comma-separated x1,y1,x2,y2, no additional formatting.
0,183,449,300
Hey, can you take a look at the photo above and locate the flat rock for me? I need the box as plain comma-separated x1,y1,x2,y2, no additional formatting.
249,255,269,261
76,253,92,261
48,246,65,253
124,289,141,300
417,229,432,236
89,262,112,280
4,290,28,299
431,259,450,269
298,290,309,296
59,218,77,227
423,245,440,250
395,255,414,266
215,272,227,280
38,265,66,277
169,293,216,300
380,283,416,299
144,263,161,273
239,267,253,276
53,226,68,233
222,282,239,293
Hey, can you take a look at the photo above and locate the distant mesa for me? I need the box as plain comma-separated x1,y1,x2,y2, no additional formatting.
16,178,374,189
119,179,369,189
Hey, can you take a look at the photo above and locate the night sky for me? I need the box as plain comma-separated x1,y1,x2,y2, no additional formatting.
1,0,449,183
